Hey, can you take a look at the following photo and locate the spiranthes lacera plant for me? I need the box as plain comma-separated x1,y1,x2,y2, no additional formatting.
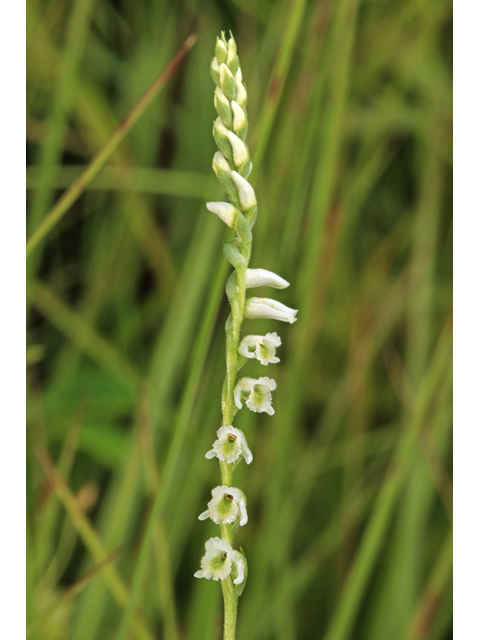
195,32,297,640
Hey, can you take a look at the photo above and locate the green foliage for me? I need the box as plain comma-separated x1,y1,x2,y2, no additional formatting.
26,1,452,639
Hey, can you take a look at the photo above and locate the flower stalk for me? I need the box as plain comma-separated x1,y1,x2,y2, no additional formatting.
195,32,297,640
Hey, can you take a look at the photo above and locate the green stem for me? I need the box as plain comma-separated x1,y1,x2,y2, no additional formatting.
221,578,238,640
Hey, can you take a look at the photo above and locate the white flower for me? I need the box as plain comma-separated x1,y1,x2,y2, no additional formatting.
205,426,252,464
198,486,248,526
231,171,256,209
238,333,281,365
194,537,246,584
234,377,277,415
244,297,298,324
227,131,249,166
245,268,289,289
206,202,237,227
194,537,233,581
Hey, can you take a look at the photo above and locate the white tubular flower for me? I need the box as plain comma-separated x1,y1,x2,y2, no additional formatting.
231,550,246,585
199,486,248,526
231,171,256,209
238,332,281,365
206,202,237,227
244,297,298,324
234,377,277,415
194,537,233,581
245,268,289,289
227,131,249,166
205,426,252,465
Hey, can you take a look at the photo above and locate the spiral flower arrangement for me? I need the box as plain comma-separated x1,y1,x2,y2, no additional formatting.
194,32,298,639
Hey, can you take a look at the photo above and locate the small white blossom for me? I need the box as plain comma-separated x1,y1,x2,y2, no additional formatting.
205,426,252,464
194,537,233,581
238,333,281,365
199,486,248,526
227,131,249,166
206,202,237,227
231,171,256,209
244,297,298,324
234,376,277,415
245,268,289,289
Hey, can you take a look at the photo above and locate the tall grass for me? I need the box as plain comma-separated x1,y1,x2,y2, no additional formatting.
26,1,452,639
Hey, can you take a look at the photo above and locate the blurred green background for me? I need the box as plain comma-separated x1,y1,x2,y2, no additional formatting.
26,0,452,639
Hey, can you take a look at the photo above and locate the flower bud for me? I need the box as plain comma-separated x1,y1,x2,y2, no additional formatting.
235,77,247,106
210,57,220,85
212,152,238,202
227,131,249,167
220,63,236,101
206,202,237,227
231,171,256,210
245,268,290,289
213,118,233,164
244,297,298,324
214,87,233,129
215,38,228,64
231,100,248,139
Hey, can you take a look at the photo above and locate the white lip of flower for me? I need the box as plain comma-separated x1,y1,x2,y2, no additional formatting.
234,377,277,415
231,171,256,209
227,131,249,166
206,202,236,227
239,332,281,365
194,537,233,581
244,297,298,324
245,268,289,289
198,486,248,526
205,425,253,464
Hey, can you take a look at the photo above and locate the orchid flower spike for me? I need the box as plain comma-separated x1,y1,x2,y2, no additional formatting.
194,537,245,584
199,486,248,526
205,426,252,464
245,269,289,289
234,377,277,415
244,297,298,324
239,332,281,365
